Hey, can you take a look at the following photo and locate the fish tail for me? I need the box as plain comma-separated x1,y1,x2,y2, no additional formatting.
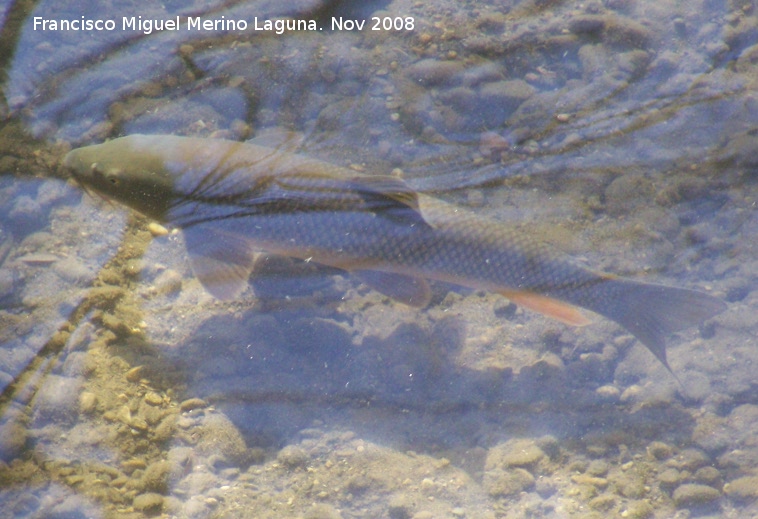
588,277,726,370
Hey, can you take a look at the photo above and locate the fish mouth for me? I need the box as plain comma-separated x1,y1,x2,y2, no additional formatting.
67,170,114,206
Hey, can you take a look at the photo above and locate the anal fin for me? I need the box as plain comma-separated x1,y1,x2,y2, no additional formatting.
499,290,591,326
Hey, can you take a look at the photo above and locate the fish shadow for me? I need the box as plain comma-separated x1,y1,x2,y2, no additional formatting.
160,267,697,456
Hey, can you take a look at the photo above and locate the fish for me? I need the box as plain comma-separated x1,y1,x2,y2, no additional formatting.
63,134,727,371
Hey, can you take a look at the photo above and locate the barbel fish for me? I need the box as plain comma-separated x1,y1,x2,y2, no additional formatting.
63,134,726,370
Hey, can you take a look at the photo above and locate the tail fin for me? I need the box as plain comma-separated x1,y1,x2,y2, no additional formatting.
591,278,726,371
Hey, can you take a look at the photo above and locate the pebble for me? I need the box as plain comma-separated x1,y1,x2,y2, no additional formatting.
144,392,163,406
78,391,97,414
147,222,169,236
19,253,59,265
125,366,144,383
179,398,208,412
672,483,721,507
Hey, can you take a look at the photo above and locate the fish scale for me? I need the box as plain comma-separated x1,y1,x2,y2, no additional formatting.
63,134,727,371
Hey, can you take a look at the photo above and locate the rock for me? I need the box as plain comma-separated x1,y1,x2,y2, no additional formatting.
693,466,722,486
194,413,248,463
595,385,621,402
675,448,710,471
587,460,609,477
406,59,464,86
614,473,646,499
388,494,414,519
0,415,28,461
589,494,616,511
133,492,163,513
483,467,535,497
672,483,721,507
535,435,560,459
479,80,536,124
604,175,655,216
486,439,545,469
32,374,81,424
141,460,172,493
304,503,344,519
647,441,673,460
143,392,163,407
78,391,97,414
277,445,309,469
724,475,758,501
624,500,654,519
657,468,681,489
52,257,93,284
152,269,182,296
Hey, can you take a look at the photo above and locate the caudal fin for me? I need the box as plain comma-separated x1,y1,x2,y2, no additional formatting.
593,278,726,370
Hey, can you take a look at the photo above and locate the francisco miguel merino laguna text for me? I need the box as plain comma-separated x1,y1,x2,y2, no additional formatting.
33,16,320,35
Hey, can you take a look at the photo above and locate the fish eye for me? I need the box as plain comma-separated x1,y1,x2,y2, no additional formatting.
90,163,120,185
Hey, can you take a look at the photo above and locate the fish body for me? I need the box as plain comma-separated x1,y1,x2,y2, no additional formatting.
63,134,726,369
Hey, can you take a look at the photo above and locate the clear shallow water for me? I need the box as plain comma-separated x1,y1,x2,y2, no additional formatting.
1,0,758,517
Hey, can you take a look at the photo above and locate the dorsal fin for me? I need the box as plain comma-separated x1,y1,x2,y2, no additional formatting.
348,175,432,230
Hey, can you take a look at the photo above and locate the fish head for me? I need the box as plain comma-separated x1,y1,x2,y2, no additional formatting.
63,136,175,221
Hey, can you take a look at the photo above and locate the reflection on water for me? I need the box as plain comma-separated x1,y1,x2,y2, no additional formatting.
1,0,758,517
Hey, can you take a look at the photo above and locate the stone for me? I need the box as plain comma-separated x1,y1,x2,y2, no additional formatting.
486,439,545,469
277,445,309,469
672,484,721,507
133,492,163,513
724,475,758,501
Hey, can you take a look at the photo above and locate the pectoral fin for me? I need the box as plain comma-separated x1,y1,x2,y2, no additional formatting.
183,225,256,300
499,290,591,326
355,270,432,308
